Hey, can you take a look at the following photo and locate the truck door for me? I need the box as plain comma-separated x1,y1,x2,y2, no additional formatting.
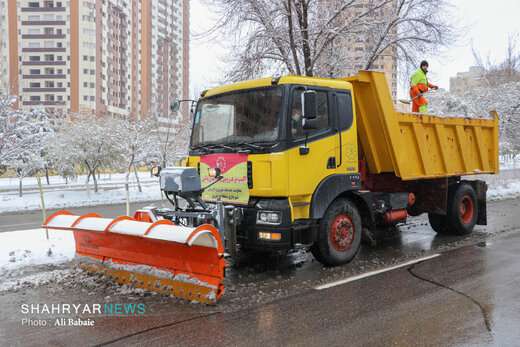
287,87,359,219
287,87,339,199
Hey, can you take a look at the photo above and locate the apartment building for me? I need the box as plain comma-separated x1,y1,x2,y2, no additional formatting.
0,1,10,94
319,0,398,99
449,66,486,95
0,0,189,120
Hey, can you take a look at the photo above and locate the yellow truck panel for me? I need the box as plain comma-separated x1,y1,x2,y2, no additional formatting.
346,71,499,180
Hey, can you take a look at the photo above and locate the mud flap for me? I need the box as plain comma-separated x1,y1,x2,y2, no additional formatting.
466,180,487,225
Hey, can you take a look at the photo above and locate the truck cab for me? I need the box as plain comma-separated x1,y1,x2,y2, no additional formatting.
185,76,364,260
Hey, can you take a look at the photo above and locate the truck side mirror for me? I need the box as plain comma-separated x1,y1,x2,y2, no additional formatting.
170,100,180,112
302,90,317,120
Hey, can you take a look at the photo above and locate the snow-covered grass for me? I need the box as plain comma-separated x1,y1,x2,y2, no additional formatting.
488,181,520,201
0,171,156,190
0,228,75,273
0,182,162,214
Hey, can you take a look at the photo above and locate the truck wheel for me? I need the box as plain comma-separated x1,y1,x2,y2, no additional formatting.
311,198,362,266
428,213,448,234
447,183,478,235
428,183,478,236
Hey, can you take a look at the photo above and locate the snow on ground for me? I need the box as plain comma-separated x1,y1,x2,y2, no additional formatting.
0,228,151,296
0,228,75,273
0,182,162,214
0,171,155,190
488,181,520,201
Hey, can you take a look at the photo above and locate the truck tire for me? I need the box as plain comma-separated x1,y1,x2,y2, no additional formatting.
428,183,478,236
428,213,448,234
311,198,362,266
446,183,478,235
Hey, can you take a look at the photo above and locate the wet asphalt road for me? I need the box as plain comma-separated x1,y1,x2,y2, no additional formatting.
0,198,519,346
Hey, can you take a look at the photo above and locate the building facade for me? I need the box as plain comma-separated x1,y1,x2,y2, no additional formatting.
449,66,486,95
319,0,398,99
0,0,189,120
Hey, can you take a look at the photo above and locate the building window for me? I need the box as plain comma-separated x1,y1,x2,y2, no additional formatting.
29,69,41,75
30,82,41,88
30,95,41,101
28,2,40,8
28,42,40,48
29,56,41,61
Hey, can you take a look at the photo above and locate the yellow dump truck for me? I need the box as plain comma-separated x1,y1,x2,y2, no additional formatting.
178,70,498,265
43,71,499,302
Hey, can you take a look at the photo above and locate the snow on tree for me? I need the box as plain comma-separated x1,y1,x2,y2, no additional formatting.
112,117,158,191
45,135,77,184
203,0,457,80
54,115,120,193
0,99,54,196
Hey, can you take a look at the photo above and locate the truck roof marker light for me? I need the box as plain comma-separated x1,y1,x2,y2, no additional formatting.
200,89,208,97
271,76,281,85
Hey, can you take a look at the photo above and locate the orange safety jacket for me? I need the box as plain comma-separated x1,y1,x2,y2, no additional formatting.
409,68,436,112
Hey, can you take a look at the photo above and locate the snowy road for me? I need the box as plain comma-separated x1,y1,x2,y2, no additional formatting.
1,198,520,345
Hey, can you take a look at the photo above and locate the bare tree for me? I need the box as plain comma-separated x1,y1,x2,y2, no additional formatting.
204,0,457,80
472,34,520,87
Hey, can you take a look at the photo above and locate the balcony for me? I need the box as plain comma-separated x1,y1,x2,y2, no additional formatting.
22,61,66,66
21,20,67,26
22,87,67,93
22,47,66,53
23,74,66,79
22,101,66,106
21,7,66,12
21,34,66,39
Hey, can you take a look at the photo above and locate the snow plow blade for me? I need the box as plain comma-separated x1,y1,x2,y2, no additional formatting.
42,210,225,304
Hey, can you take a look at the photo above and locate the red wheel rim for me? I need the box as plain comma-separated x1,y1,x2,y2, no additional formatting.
459,195,474,224
329,214,355,252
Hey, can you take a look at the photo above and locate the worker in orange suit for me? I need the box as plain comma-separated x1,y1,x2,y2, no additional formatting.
410,60,438,113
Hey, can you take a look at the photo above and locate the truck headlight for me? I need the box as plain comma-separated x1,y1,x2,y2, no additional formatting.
256,211,281,225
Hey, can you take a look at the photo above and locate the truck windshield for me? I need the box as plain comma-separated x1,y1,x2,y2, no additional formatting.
191,87,283,147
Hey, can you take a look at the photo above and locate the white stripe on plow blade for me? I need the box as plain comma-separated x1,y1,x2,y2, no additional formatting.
314,253,441,290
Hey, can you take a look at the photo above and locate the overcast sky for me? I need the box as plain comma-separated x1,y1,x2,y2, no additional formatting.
190,0,520,97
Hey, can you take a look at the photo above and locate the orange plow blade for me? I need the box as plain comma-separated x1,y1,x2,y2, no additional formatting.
42,210,225,304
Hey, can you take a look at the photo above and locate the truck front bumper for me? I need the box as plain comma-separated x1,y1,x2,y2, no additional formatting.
236,201,315,252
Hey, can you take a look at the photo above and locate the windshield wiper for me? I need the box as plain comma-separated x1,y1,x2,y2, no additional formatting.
227,142,277,151
191,144,234,152
232,142,263,150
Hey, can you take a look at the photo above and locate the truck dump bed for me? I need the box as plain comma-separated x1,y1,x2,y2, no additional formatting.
345,71,499,181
